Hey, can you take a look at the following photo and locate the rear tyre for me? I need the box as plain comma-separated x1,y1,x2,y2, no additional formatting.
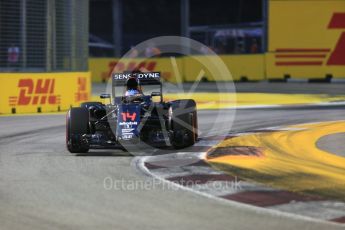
66,107,90,153
169,99,198,149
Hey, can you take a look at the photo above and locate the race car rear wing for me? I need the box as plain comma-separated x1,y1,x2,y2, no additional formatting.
112,72,161,86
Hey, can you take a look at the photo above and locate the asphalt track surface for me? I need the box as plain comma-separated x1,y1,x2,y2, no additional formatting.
1,105,345,230
317,133,345,157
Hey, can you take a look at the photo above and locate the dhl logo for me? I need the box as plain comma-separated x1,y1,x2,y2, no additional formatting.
74,77,89,102
101,61,171,82
275,13,345,66
8,79,60,106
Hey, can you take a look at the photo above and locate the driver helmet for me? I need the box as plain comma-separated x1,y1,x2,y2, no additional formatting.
125,77,140,96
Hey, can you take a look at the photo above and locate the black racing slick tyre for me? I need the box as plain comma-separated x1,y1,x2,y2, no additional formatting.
169,99,198,149
66,107,90,153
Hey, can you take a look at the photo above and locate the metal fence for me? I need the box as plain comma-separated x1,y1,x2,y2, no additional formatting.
189,23,265,55
0,0,88,72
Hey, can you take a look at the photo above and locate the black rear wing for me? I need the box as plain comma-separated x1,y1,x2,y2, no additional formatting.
112,72,161,86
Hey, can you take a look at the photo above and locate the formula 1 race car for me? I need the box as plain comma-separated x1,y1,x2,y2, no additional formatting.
66,72,198,153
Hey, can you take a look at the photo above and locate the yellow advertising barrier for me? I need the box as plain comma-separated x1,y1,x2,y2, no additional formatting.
267,0,345,79
89,57,183,83
183,55,265,81
89,54,265,83
0,72,91,114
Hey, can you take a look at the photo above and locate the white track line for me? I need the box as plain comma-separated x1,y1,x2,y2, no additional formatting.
133,155,343,227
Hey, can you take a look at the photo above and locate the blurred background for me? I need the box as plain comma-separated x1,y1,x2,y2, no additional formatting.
0,0,88,72
0,0,344,114
0,0,264,71
89,0,264,57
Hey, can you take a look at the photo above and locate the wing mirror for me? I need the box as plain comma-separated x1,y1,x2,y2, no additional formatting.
100,93,111,99
151,92,161,97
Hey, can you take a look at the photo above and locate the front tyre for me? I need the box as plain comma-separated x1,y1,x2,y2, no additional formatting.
169,99,198,149
66,107,90,153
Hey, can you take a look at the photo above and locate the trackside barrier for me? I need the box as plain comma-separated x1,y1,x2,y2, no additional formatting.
89,54,266,83
0,72,91,114
267,0,345,80
183,55,265,82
